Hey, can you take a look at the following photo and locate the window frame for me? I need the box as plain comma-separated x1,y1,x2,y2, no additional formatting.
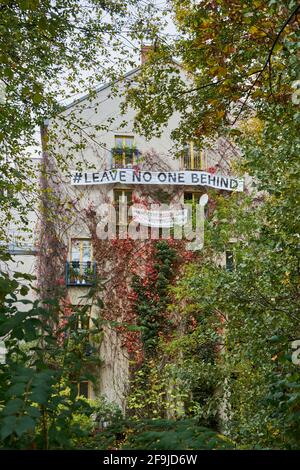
184,191,208,229
184,191,208,214
184,191,203,206
182,142,206,170
76,381,91,399
225,250,235,272
113,135,135,166
69,238,93,264
71,304,92,331
113,189,133,228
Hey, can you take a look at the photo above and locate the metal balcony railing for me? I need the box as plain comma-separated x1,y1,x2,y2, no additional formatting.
110,147,141,168
65,261,96,287
0,231,37,254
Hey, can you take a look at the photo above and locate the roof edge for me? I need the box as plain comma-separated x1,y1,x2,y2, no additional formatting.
62,66,141,112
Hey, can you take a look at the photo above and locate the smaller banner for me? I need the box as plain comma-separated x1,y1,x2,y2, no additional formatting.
132,207,188,228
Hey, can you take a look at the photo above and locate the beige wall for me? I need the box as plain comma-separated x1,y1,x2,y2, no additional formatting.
43,67,242,409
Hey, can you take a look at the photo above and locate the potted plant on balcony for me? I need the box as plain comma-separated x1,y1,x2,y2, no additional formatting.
111,146,123,158
110,145,140,166
69,264,80,284
77,274,86,285
84,264,95,284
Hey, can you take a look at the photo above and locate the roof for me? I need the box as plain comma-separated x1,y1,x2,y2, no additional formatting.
62,66,141,112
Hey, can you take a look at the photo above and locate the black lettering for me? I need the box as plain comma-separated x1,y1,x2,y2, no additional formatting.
84,173,92,183
200,174,207,185
133,171,142,182
220,177,229,188
119,171,126,182
208,175,216,186
168,172,177,183
192,173,199,183
178,172,185,183
230,179,238,189
143,171,152,182
92,172,99,182
109,171,118,181
158,172,167,182
100,171,108,182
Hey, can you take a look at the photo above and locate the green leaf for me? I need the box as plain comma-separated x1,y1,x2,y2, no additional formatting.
26,406,41,418
2,398,24,416
15,416,35,437
20,286,29,296
7,382,27,396
0,416,17,440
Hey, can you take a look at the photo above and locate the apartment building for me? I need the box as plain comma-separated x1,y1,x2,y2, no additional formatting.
38,49,244,410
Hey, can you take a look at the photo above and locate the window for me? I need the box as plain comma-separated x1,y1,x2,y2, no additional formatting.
182,142,204,170
114,189,133,229
225,251,234,272
112,135,135,166
184,192,208,210
184,192,203,206
67,239,95,286
68,305,92,352
76,381,91,399
184,192,198,229
70,239,92,263
184,192,208,225
71,305,91,331
76,314,91,331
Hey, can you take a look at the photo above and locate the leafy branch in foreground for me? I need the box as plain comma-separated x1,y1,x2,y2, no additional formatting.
0,269,104,449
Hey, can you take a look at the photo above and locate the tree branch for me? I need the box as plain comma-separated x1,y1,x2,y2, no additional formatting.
232,3,300,124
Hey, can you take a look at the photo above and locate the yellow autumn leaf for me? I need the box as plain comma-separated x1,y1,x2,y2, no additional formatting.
249,25,267,37
208,98,219,106
201,19,212,28
249,25,259,34
238,117,264,136
216,109,225,119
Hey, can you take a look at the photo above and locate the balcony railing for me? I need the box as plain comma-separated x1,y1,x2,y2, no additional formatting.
66,261,96,287
0,231,37,254
111,147,141,168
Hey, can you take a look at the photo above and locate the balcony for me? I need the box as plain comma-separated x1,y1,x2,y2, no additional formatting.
0,230,37,255
111,146,141,168
66,261,96,287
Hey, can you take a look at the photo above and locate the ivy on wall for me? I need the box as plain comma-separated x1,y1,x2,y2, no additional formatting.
131,240,178,354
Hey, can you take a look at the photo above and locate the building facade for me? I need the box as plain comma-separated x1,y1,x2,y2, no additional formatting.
37,52,243,411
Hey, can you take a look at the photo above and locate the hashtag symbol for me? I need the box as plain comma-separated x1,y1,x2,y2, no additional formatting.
73,172,82,184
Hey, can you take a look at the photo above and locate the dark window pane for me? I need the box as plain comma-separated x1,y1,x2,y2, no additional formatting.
79,381,89,398
194,145,201,169
184,192,193,203
226,251,234,271
183,143,191,169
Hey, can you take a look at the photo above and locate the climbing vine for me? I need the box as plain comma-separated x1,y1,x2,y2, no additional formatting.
131,240,179,354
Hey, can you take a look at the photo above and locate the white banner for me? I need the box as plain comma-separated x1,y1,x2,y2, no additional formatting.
132,207,188,228
71,169,244,192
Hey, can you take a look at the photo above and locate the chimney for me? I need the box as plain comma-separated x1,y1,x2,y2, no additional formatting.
141,45,153,65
